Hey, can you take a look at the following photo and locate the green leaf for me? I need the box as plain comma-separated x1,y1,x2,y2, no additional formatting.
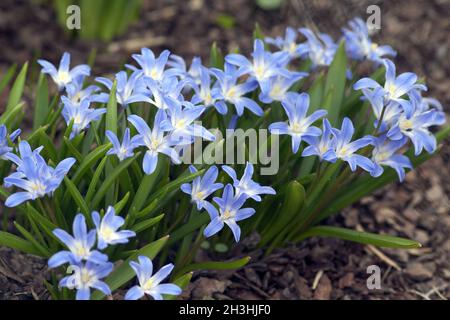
63,137,83,163
215,14,236,29
6,62,28,111
168,213,209,246
0,64,17,94
105,80,117,139
0,101,25,127
13,222,50,257
129,160,164,213
26,203,59,242
33,74,49,130
0,231,42,256
64,176,90,216
113,192,130,215
71,143,111,185
256,0,282,10
294,226,421,249
85,156,108,203
91,235,169,300
37,129,58,161
210,42,224,69
253,22,264,41
164,272,193,300
131,214,164,233
175,256,250,277
323,41,347,125
91,153,139,209
136,169,205,218
260,181,305,247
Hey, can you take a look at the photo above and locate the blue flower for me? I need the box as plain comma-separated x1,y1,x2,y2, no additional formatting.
0,125,20,160
203,184,255,242
301,118,337,162
225,39,291,85
342,18,396,63
298,28,337,68
386,96,445,155
168,55,203,84
125,256,181,300
181,165,223,210
161,100,216,144
92,206,136,250
59,261,113,300
143,77,180,110
48,214,108,268
190,66,226,114
265,27,309,59
106,128,141,161
128,112,181,175
370,136,412,182
127,48,176,82
96,71,150,107
61,97,106,139
268,92,327,153
222,162,275,202
333,117,373,172
210,63,262,116
4,141,76,207
38,52,90,90
64,75,107,106
354,59,427,116
258,72,308,104
361,87,403,131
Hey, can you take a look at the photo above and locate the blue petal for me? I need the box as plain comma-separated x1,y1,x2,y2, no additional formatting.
125,285,145,300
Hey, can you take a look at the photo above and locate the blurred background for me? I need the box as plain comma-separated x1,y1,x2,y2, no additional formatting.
0,0,449,300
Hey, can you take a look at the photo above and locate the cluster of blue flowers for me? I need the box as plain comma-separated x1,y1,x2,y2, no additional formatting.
28,18,443,185
47,206,180,300
0,17,446,300
3,140,76,207
181,163,275,242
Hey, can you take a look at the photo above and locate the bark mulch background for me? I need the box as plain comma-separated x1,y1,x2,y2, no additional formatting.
0,0,449,300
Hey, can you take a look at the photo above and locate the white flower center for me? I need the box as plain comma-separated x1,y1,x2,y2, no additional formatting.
29,180,47,196
99,226,116,242
57,71,71,84
221,209,234,221
142,277,155,291
254,64,266,80
290,121,306,135
73,241,90,259
399,118,414,131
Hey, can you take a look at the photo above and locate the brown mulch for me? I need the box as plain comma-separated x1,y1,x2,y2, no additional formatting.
0,0,449,300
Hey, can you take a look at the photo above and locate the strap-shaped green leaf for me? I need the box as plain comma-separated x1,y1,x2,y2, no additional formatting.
0,64,17,94
6,62,28,111
164,272,193,300
260,180,305,247
64,176,90,216
294,226,421,249
0,230,42,256
105,80,117,139
136,169,205,218
91,153,139,209
0,101,25,127
13,222,51,257
131,214,164,233
323,41,347,126
175,256,250,277
33,74,49,130
71,143,111,185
